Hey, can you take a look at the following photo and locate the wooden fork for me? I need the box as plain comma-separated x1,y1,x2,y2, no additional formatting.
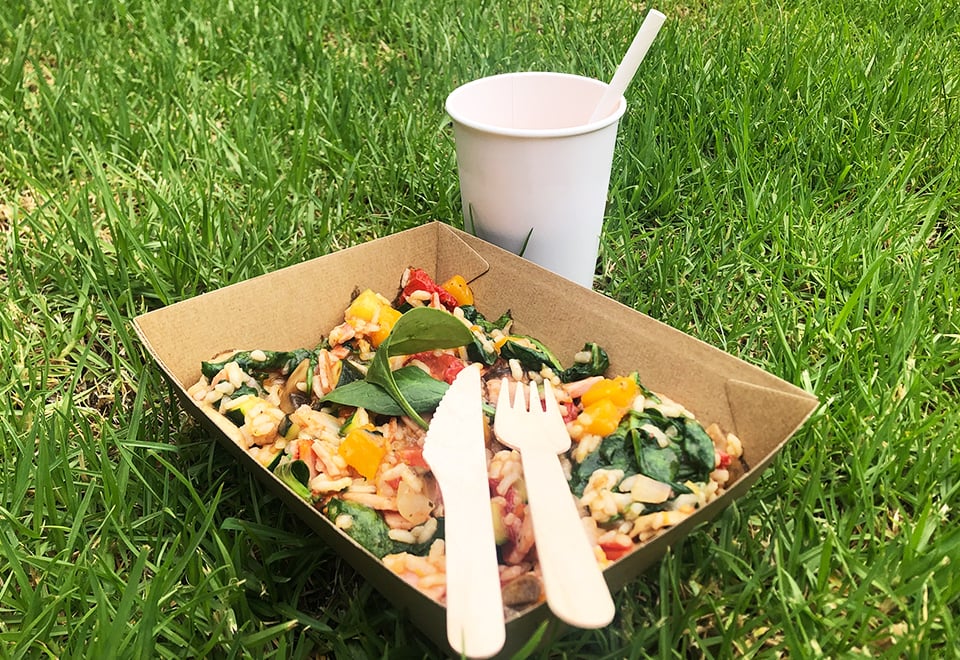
493,379,615,628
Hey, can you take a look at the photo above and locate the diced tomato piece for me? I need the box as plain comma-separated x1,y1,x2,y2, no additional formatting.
440,359,465,384
396,445,429,469
717,450,732,469
600,538,633,561
401,268,459,311
408,351,465,384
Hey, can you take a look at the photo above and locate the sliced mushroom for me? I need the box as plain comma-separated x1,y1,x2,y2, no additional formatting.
501,573,543,607
279,358,311,414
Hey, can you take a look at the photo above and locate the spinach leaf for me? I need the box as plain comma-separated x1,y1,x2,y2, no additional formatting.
320,366,449,416
678,418,716,479
569,408,717,498
500,335,563,373
569,423,637,496
466,337,499,366
628,410,715,493
365,307,473,428
324,499,442,558
460,305,512,333
231,384,261,400
635,441,681,490
274,459,312,501
202,349,312,380
325,498,397,558
559,343,610,382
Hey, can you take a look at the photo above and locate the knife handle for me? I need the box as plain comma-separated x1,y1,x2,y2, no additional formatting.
441,470,506,658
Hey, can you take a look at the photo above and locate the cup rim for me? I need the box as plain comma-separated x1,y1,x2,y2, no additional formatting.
445,71,627,138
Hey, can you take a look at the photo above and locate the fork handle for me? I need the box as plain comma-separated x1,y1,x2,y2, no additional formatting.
521,444,616,628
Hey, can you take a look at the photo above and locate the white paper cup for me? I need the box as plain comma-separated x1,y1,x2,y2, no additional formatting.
446,72,626,288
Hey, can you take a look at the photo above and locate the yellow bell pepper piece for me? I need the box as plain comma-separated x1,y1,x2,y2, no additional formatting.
577,398,623,437
581,376,639,409
440,274,475,306
345,289,388,323
370,305,402,347
338,428,386,481
344,288,402,347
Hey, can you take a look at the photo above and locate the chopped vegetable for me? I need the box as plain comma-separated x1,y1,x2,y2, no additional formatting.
559,342,609,382
325,498,397,558
282,421,300,442
501,574,542,607
400,267,459,311
222,392,267,426
626,473,673,504
407,351,466,384
274,459,312,501
581,376,639,409
575,375,638,437
279,358,311,413
345,289,389,324
490,499,508,544
338,428,386,480
333,359,365,387
578,398,623,437
371,306,403,347
499,335,563,373
202,348,312,380
339,407,371,436
345,289,402,347
440,274,475,306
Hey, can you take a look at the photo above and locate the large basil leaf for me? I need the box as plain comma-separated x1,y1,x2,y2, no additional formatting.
320,366,449,416
364,306,473,428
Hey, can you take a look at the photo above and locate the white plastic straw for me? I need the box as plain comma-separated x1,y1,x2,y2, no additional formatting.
588,9,667,123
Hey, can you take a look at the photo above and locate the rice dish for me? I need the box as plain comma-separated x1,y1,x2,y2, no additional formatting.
187,267,744,615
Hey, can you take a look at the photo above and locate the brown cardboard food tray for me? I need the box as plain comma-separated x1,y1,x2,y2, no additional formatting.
133,221,818,657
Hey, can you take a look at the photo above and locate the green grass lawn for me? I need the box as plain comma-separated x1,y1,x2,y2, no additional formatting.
2,0,958,657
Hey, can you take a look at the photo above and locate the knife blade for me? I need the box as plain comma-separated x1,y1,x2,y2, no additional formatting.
422,364,505,659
